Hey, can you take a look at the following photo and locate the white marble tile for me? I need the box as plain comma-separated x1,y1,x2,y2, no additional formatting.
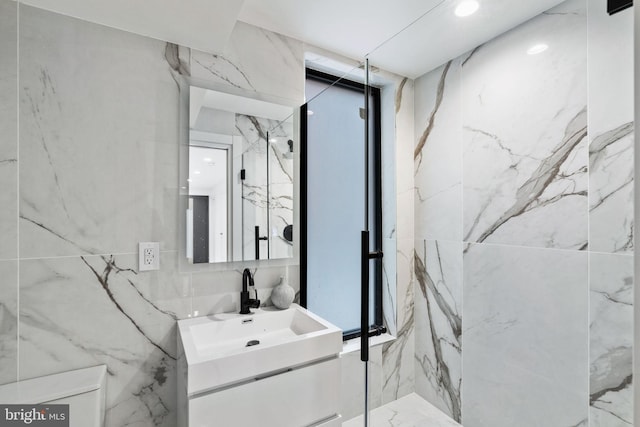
383,238,414,403
340,346,383,421
395,239,414,331
395,77,415,242
590,253,633,426
396,191,415,243
395,77,415,196
462,0,588,250
343,392,461,427
588,0,634,254
462,243,588,427
414,58,462,242
0,0,17,261
0,260,18,385
414,240,461,422
191,21,304,104
380,80,398,240
382,238,397,336
19,254,186,426
19,6,180,258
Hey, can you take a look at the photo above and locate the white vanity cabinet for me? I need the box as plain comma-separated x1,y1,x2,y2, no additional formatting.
176,305,343,427
187,358,341,427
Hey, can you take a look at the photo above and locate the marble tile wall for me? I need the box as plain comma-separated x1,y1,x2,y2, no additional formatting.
589,253,633,426
0,0,18,386
191,21,304,103
587,1,634,425
0,4,305,427
413,0,634,425
381,73,416,404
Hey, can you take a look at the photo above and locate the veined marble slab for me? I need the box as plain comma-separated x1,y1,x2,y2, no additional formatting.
19,253,186,426
342,392,461,427
414,240,461,422
19,5,180,258
462,0,588,250
382,238,415,403
462,243,588,427
190,21,304,104
0,0,17,260
588,0,634,254
590,253,633,426
414,58,463,242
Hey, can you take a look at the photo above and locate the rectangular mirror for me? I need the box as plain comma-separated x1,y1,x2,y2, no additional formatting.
187,86,295,264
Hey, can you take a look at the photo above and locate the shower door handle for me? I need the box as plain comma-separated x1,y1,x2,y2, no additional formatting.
361,230,383,362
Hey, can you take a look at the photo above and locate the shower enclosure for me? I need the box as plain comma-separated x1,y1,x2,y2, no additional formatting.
302,0,635,425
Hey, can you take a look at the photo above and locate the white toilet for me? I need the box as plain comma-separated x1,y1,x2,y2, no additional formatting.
0,365,107,427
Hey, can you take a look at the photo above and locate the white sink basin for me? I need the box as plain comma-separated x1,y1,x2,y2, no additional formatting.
178,304,342,395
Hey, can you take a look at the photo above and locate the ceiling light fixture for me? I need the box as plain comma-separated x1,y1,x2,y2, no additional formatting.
203,157,212,163
455,0,479,17
527,43,549,55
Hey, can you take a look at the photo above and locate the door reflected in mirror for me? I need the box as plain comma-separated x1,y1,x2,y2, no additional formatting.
188,86,295,264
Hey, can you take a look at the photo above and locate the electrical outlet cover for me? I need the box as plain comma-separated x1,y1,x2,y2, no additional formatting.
139,242,160,271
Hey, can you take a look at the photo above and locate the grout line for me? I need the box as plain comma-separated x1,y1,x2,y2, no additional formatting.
17,249,179,262
15,0,20,383
459,55,464,421
587,8,592,422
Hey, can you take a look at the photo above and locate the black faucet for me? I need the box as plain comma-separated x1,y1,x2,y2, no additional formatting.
240,268,260,314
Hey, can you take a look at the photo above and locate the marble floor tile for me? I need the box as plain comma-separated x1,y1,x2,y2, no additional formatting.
343,393,461,427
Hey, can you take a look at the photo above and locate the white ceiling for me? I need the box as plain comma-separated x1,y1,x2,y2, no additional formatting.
22,0,567,79
238,0,567,78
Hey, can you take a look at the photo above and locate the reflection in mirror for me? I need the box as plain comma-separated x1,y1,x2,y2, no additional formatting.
188,86,294,264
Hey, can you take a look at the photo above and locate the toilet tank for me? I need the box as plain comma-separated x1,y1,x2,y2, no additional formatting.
0,365,107,427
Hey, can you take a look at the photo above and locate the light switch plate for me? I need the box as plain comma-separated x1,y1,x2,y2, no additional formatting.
139,242,160,271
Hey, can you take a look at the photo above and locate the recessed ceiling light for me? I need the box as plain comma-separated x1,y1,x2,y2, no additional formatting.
269,138,277,143
194,170,201,175
203,157,212,163
187,179,192,183
527,43,549,55
307,110,314,116
455,0,479,17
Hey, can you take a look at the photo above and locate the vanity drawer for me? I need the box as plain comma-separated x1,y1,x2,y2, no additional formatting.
188,358,340,427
